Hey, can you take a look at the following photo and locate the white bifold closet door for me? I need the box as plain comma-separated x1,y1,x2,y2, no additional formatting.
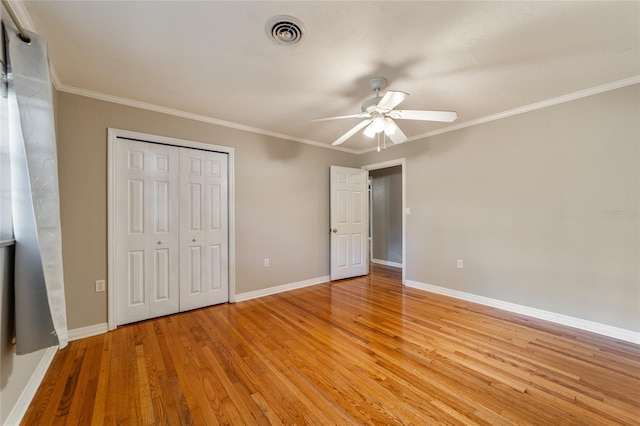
115,141,180,324
179,148,229,311
115,139,228,326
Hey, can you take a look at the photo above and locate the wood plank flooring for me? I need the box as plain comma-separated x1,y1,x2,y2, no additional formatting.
23,265,640,425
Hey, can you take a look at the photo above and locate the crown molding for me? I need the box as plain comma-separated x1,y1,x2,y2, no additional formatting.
56,82,359,154
5,1,64,89
12,1,639,156
10,0,353,152
60,76,639,157
405,76,640,144
357,75,640,155
3,0,35,32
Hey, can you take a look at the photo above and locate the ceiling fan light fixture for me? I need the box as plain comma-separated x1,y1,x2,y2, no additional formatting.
384,117,398,135
371,113,385,133
363,123,376,138
312,77,457,148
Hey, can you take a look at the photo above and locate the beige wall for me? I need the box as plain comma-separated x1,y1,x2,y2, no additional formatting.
56,92,358,329
360,84,640,331
2,72,638,426
57,84,639,332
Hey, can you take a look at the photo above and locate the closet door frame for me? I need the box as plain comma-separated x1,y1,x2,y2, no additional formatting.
107,128,236,331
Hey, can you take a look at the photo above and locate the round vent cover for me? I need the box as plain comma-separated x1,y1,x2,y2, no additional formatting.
266,15,304,45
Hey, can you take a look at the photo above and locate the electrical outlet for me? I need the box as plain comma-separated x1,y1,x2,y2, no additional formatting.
264,258,270,267
457,259,464,269
95,279,106,292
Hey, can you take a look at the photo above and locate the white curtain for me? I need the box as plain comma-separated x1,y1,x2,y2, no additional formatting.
5,23,68,353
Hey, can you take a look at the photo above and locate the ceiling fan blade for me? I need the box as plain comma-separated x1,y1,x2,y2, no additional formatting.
311,113,369,122
389,109,457,122
332,119,371,146
376,90,409,111
384,118,407,144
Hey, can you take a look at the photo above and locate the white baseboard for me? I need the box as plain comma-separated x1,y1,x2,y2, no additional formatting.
4,346,57,426
405,280,640,345
372,258,403,268
67,322,109,341
4,324,110,425
235,276,330,302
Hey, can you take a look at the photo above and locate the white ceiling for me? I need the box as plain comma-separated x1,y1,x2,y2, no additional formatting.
16,1,640,152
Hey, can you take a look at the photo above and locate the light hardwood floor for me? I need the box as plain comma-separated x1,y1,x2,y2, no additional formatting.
23,265,640,425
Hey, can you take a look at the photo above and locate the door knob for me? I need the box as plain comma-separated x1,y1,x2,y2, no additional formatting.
192,238,197,242
157,240,162,245
331,228,338,233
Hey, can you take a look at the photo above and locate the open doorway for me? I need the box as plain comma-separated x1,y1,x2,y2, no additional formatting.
362,159,406,284
370,166,402,266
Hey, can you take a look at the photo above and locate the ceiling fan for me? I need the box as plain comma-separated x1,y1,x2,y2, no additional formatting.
312,77,457,147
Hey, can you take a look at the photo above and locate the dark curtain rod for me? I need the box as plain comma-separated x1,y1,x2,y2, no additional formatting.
2,0,31,43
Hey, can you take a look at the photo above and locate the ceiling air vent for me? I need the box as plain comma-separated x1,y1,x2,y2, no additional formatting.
266,15,304,45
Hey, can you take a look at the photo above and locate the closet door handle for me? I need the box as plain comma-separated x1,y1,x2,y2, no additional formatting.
192,238,197,242
157,240,163,245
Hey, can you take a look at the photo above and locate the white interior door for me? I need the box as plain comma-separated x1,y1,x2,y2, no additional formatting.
115,140,180,325
330,165,368,280
179,149,229,311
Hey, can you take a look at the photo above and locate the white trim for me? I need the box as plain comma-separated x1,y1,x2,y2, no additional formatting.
357,76,640,154
67,323,109,341
235,276,330,302
107,132,117,331
2,0,65,90
57,84,359,154
58,75,639,156
4,322,111,426
406,280,640,345
57,74,636,156
10,0,639,155
107,128,236,330
362,158,406,284
408,76,640,143
4,346,57,426
372,258,403,268
3,0,36,33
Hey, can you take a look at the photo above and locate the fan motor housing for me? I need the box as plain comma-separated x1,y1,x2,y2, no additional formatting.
362,97,382,113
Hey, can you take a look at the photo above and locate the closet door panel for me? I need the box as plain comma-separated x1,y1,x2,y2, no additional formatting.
188,245,203,294
148,145,180,318
203,154,228,305
209,244,222,291
180,149,229,311
115,140,180,325
127,250,146,306
116,140,150,324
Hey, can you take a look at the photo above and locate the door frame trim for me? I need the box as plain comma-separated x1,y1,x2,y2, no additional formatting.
362,158,406,285
107,128,236,331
